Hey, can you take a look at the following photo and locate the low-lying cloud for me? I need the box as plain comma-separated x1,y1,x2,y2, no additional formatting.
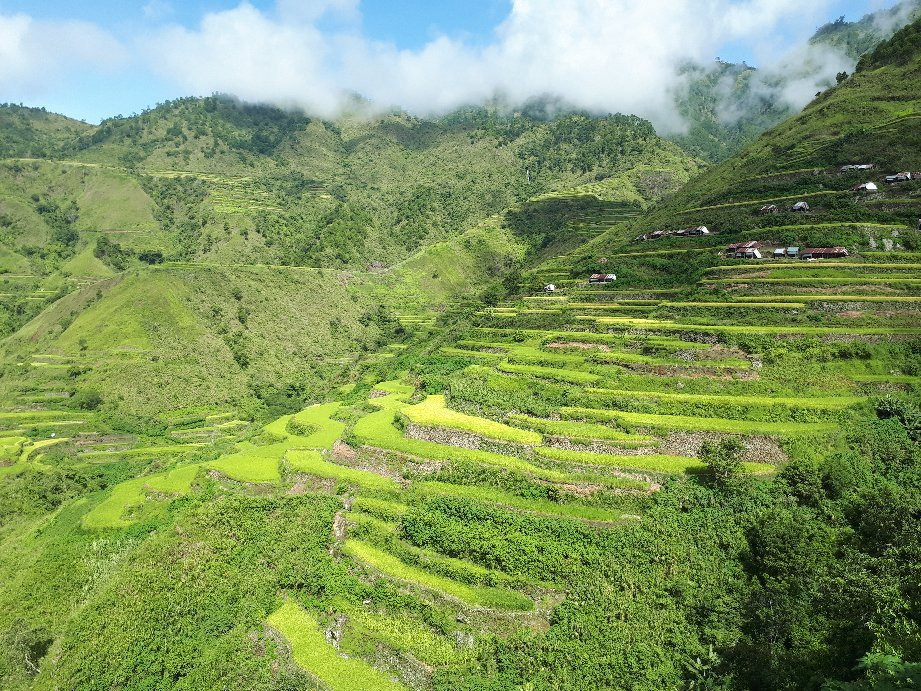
140,0,858,130
0,0,910,129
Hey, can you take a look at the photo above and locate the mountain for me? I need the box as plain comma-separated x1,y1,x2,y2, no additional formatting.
0,105,92,159
0,98,695,277
2,13,921,691
670,0,921,162
570,13,921,276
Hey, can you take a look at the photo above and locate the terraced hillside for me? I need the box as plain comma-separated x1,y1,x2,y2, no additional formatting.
3,16,921,691
4,192,919,688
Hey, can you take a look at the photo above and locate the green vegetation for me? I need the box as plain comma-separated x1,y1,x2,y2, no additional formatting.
5,12,921,691
286,449,399,492
563,407,839,435
342,539,533,611
402,395,542,444
413,481,629,522
268,602,405,691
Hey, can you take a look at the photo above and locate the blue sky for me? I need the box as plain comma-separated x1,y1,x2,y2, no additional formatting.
0,0,907,124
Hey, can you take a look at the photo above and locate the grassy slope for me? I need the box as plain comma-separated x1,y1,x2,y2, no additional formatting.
3,19,921,691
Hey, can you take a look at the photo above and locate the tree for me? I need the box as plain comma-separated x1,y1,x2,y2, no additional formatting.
700,437,745,487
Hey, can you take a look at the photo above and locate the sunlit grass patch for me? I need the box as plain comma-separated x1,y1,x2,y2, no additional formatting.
342,539,533,611
588,388,865,410
352,409,567,481
497,362,600,384
80,443,208,460
562,407,838,436
291,402,347,449
82,464,200,530
507,414,655,445
582,317,921,336
403,395,542,445
346,609,473,667
660,301,807,308
733,294,921,303
286,449,398,492
591,351,749,369
268,601,405,691
535,447,706,473
207,442,284,483
413,481,632,521
352,496,409,521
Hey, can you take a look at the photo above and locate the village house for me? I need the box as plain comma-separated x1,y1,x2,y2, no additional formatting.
792,201,810,213
886,172,912,183
589,273,617,284
840,164,874,172
852,181,878,192
636,226,709,241
801,247,849,260
725,241,762,259
773,247,800,258
759,204,779,215
544,284,556,293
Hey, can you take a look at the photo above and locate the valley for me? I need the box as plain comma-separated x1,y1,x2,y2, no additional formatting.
2,10,921,691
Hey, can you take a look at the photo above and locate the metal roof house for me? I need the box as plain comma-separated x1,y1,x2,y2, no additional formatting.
725,241,761,255
589,274,617,283
792,201,810,212
852,182,878,192
773,247,800,258
801,247,849,259
841,164,874,172
725,241,762,259
886,172,912,183
759,204,780,215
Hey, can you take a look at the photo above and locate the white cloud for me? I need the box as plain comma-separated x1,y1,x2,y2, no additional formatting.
141,0,856,129
143,1,174,21
0,13,127,96
3,0,887,129
276,0,360,23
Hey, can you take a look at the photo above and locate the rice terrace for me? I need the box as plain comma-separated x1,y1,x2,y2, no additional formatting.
2,2,921,690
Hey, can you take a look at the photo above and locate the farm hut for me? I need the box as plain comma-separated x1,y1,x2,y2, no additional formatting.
759,204,780,215
544,284,557,293
792,201,810,213
772,248,786,258
687,226,710,236
786,246,800,257
589,274,617,283
648,230,668,240
886,172,912,183
802,247,849,259
634,233,648,242
852,182,878,192
725,241,761,256
841,164,874,172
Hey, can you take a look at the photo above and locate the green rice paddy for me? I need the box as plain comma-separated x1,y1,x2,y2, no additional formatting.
342,539,533,611
402,395,542,444
561,407,838,436
268,602,406,691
